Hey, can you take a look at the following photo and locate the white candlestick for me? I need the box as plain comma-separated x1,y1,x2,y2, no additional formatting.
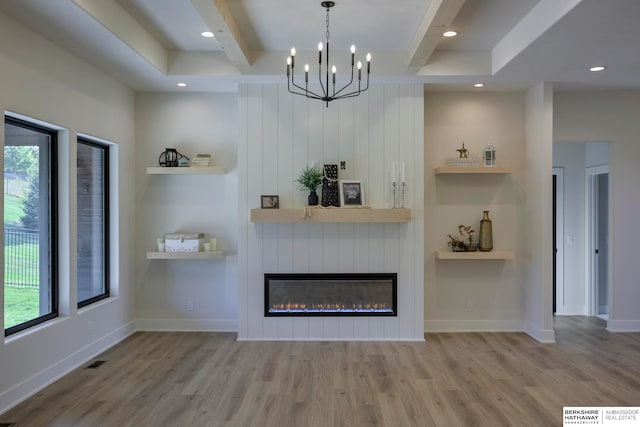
391,162,396,184
401,162,405,183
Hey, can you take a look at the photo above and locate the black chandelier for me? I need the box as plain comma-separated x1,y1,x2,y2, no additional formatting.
286,1,371,107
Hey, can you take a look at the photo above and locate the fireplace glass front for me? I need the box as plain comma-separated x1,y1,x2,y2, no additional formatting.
264,273,397,317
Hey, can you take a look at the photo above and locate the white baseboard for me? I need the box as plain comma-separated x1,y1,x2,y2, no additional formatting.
0,321,136,415
607,319,640,332
136,318,238,332
424,319,525,333
525,322,556,343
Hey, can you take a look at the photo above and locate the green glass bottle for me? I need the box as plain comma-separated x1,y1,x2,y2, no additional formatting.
479,210,493,252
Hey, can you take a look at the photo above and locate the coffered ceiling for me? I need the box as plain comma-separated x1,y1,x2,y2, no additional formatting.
1,0,638,93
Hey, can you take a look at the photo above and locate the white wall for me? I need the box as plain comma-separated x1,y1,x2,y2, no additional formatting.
553,142,586,314
586,142,610,167
0,11,136,412
554,91,640,331
424,91,527,332
135,93,238,331
238,84,425,340
524,83,555,342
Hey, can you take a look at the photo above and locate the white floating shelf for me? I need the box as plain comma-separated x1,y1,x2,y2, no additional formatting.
435,250,514,260
146,251,225,260
146,166,226,175
250,208,411,223
434,166,512,175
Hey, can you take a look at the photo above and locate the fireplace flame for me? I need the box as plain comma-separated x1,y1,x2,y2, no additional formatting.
270,301,390,313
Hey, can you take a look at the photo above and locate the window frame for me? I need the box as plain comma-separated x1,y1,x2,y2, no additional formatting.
4,116,59,336
76,137,110,308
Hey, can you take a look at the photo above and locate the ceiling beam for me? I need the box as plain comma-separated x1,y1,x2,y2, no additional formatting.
72,0,168,74
407,0,466,67
492,0,583,74
191,0,253,69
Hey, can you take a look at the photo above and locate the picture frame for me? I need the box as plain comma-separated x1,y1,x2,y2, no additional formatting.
261,195,279,209
339,180,365,207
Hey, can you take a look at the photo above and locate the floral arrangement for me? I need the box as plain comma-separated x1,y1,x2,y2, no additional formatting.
448,225,477,252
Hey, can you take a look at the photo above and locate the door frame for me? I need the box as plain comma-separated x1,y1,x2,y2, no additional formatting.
553,167,565,315
585,165,609,317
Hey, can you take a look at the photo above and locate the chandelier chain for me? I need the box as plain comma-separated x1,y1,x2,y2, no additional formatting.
326,7,330,42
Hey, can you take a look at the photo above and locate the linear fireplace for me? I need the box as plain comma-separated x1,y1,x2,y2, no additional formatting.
264,273,397,317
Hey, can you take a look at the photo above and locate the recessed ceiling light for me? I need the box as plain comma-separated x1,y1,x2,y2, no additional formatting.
177,82,187,87
589,65,607,72
474,83,484,88
443,30,458,38
201,31,215,38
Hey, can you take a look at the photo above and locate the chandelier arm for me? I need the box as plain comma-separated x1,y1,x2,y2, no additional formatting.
288,78,324,99
318,62,328,99
331,75,369,99
290,70,324,97
332,65,355,97
287,84,324,99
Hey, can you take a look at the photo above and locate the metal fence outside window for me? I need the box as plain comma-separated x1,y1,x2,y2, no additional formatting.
4,227,39,289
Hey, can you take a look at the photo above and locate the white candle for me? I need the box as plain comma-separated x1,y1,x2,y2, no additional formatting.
401,162,405,183
391,162,396,184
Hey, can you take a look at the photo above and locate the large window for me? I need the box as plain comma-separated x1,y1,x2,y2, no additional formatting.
77,138,109,307
4,117,58,336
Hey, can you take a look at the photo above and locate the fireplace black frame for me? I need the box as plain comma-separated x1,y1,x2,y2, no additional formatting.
264,273,397,317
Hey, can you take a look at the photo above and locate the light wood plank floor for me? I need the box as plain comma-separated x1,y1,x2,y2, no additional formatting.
1,316,639,426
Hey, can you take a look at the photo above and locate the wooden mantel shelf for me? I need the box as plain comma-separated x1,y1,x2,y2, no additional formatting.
251,208,411,223
435,250,514,260
434,166,512,174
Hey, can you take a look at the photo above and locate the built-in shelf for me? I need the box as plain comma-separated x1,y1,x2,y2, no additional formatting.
146,166,226,175
146,251,225,260
434,166,513,174
250,208,411,223
434,250,514,260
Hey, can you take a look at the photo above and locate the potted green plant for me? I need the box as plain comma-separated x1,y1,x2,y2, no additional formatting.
295,165,324,206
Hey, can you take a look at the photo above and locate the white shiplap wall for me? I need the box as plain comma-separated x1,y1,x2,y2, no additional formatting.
238,84,424,340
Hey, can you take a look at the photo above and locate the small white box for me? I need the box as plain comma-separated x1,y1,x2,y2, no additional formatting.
164,232,204,253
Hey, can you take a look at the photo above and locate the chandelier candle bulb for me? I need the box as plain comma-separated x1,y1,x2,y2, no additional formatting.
290,47,296,68
367,52,371,73
305,64,309,83
357,61,362,80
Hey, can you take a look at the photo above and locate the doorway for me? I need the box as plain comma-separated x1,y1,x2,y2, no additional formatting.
586,165,609,319
552,168,564,315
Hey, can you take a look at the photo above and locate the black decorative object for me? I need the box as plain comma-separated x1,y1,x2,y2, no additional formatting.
321,164,339,207
308,190,319,206
158,148,187,167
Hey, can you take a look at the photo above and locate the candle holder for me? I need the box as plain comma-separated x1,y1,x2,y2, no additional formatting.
400,182,406,208
392,181,397,208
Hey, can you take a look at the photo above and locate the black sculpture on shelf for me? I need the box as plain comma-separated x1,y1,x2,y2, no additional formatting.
158,148,187,167
321,164,339,207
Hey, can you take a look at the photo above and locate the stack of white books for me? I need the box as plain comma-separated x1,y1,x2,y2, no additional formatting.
191,154,212,167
